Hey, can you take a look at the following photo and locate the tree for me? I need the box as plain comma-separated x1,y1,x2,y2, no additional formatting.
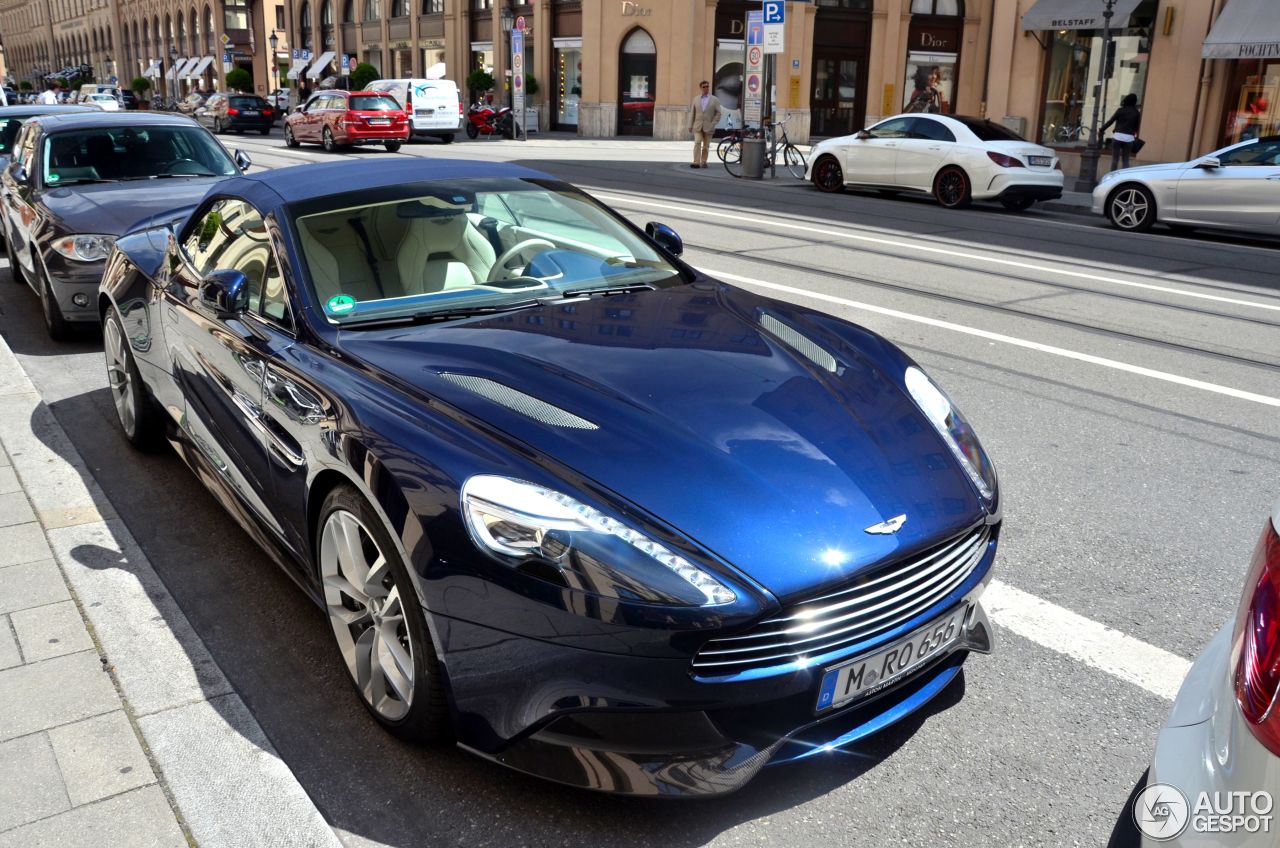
465,69,494,101
523,74,539,98
225,68,252,93
350,62,379,91
131,77,151,94
19,81,32,92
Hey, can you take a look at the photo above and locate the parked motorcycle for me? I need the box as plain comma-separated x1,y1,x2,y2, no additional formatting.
465,100,515,139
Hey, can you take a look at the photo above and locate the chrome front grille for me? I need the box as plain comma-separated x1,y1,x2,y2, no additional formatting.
692,524,992,676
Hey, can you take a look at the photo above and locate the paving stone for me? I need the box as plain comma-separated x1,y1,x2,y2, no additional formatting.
0,784,186,848
11,600,93,663
0,466,20,495
0,491,35,529
47,710,156,806
0,615,20,670
0,558,69,616
0,651,119,742
0,523,52,568
0,732,71,832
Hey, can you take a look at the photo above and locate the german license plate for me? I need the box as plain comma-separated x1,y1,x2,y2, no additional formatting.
816,604,968,712
369,117,390,125
1028,155,1052,166
416,108,434,116
242,110,259,116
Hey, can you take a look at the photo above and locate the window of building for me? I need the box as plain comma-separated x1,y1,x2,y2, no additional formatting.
363,0,380,21
391,0,407,17
422,0,442,12
276,7,285,30
910,0,959,13
223,0,249,31
1039,0,1156,148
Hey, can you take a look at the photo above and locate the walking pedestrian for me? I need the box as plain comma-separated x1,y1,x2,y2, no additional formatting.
38,84,58,105
688,80,722,169
1101,93,1142,171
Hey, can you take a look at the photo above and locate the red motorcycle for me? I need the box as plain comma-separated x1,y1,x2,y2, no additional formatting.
465,100,515,139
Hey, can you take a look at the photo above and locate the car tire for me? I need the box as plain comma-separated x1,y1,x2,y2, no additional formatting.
384,141,402,153
811,155,845,193
284,125,299,148
322,127,337,153
317,485,448,742
35,255,72,341
933,166,972,209
465,122,478,140
1106,183,1156,232
213,117,223,134
1000,197,1035,212
438,134,453,144
103,308,164,450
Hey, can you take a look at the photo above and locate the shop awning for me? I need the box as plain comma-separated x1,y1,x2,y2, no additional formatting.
144,59,162,79
166,59,187,80
1203,0,1280,59
1020,0,1142,31
285,56,311,80
305,51,335,80
185,57,214,79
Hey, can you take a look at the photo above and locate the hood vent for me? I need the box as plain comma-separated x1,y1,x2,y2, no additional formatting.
759,313,840,374
438,373,598,430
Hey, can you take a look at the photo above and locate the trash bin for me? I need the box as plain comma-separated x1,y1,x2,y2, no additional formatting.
740,136,765,180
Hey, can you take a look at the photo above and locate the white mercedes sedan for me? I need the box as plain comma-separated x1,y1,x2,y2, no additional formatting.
807,113,1063,211
1093,136,1280,236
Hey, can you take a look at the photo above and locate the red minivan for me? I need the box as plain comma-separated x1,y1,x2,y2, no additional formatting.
283,90,410,153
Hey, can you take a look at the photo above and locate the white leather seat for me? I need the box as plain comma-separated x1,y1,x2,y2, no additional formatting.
397,205,496,293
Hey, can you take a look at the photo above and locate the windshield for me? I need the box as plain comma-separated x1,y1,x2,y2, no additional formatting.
295,178,685,325
43,126,238,185
0,117,25,155
349,95,400,111
230,96,266,109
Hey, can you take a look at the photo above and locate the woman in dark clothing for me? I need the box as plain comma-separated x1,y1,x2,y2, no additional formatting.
1100,93,1142,171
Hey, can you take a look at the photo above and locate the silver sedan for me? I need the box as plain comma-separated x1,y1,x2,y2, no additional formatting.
1092,136,1280,235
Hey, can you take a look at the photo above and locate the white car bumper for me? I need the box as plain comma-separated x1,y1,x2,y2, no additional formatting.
1144,621,1280,847
975,169,1063,201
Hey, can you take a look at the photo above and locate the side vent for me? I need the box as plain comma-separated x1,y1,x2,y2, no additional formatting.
758,313,840,374
438,373,599,430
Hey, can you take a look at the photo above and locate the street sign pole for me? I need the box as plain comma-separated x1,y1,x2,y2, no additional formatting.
761,0,785,178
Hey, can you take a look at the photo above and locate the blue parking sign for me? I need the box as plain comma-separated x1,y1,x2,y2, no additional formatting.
763,0,784,24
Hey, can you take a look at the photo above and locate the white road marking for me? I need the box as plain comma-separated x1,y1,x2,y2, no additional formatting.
596,192,1280,313
984,580,1191,701
708,268,1280,408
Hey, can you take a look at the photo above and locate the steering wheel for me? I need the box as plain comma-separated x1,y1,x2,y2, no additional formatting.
487,238,556,283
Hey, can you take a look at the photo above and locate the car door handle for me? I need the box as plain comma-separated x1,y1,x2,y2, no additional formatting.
231,387,305,468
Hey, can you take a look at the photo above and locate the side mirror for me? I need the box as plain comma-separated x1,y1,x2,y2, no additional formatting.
233,149,252,171
645,221,683,257
12,165,27,184
1195,156,1221,169
856,130,872,140
199,269,249,317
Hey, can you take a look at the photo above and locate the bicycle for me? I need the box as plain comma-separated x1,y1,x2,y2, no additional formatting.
723,117,807,179
1052,122,1090,144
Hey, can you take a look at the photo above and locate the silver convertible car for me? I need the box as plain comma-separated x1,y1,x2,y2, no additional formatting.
1092,136,1280,235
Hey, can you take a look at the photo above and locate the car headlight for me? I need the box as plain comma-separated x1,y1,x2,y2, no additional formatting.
1097,170,1120,186
904,367,996,502
462,475,736,606
50,234,115,262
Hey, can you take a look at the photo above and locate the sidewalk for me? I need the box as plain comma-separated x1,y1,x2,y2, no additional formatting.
0,335,343,847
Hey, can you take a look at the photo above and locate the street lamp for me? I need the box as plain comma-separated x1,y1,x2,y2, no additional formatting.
1074,0,1117,192
269,30,280,96
500,4,514,114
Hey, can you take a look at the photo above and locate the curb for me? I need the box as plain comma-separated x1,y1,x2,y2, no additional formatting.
0,333,343,848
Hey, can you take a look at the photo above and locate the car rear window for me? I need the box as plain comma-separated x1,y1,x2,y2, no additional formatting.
951,116,1027,142
349,95,400,111
230,97,267,108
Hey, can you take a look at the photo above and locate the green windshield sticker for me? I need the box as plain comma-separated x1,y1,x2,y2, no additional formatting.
326,294,356,314
47,173,60,183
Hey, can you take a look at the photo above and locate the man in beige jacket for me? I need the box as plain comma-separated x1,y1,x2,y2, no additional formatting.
688,81,723,168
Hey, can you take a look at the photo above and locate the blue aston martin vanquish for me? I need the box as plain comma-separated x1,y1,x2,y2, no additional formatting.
99,159,1000,796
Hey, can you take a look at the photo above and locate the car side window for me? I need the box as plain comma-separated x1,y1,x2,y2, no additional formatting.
11,124,35,168
868,118,913,139
1218,140,1280,166
259,257,293,331
908,118,956,142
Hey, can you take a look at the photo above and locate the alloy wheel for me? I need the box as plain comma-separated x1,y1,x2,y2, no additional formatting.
323,128,336,152
284,125,299,148
320,509,416,721
1109,187,1151,230
813,157,843,192
104,317,135,437
934,168,970,208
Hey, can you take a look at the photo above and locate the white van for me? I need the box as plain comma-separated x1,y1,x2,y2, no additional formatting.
367,79,462,143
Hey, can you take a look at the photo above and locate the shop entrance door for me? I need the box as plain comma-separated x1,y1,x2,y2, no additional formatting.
618,28,656,136
811,53,864,138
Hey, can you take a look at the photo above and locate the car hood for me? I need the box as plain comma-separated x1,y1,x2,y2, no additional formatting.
41,178,223,236
338,284,988,602
1104,162,1186,181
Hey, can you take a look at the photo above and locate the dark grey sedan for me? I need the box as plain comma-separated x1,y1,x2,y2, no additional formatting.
0,112,249,339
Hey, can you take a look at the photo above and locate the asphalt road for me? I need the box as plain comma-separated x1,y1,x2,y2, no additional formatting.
3,127,1279,847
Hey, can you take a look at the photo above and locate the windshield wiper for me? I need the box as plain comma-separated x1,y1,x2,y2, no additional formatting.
560,283,656,299
53,177,119,185
339,300,541,329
